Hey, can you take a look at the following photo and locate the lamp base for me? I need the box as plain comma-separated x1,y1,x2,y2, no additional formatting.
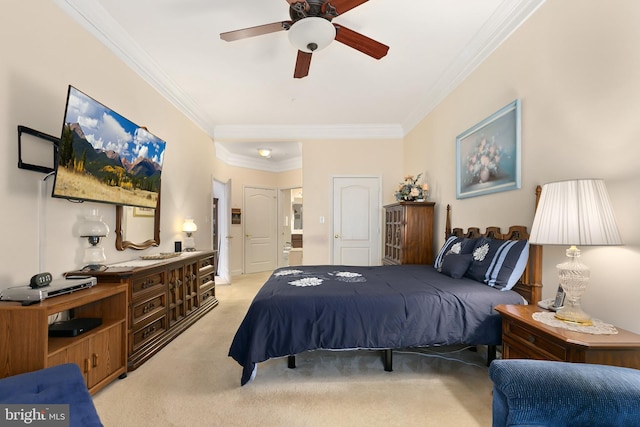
554,305,593,326
555,246,593,326
82,264,108,272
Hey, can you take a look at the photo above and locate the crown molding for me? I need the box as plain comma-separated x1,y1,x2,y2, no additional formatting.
53,0,216,136
213,123,404,141
54,0,545,141
214,142,302,173
402,0,546,134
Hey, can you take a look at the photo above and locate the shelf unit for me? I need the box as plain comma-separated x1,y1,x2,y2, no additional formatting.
0,283,128,395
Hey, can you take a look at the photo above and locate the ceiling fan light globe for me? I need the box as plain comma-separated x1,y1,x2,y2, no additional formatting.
288,17,335,53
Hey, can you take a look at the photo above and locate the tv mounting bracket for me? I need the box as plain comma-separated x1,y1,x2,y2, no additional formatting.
17,125,59,174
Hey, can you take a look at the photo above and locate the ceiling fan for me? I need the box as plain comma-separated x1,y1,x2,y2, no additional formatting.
220,0,389,78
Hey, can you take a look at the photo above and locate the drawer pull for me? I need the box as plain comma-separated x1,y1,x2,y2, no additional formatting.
142,302,156,313
527,335,536,344
141,279,155,289
142,325,157,339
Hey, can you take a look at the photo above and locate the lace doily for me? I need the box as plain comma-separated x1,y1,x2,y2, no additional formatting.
532,311,618,335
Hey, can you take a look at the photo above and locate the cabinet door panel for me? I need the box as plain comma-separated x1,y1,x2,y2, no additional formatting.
88,326,125,388
48,340,90,384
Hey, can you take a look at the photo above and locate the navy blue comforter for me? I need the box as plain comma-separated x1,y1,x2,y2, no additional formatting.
229,265,525,385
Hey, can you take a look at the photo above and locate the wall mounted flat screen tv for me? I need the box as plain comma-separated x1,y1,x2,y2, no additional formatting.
51,86,166,209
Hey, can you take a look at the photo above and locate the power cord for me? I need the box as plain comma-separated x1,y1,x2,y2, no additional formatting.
395,346,488,369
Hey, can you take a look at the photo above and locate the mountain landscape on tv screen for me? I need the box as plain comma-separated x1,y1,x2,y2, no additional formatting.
55,122,162,208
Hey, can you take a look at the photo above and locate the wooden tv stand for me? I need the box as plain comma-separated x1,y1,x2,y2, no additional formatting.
68,250,218,371
0,282,128,395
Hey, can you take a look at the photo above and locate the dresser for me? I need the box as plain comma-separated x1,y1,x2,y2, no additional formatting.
383,201,435,265
68,250,218,371
495,304,640,369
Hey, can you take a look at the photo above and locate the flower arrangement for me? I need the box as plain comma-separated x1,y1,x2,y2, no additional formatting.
394,173,429,201
463,136,502,186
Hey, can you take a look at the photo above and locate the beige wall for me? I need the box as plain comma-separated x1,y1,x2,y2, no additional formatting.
405,0,640,333
0,0,220,285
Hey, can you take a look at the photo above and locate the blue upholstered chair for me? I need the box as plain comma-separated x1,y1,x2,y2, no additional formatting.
489,359,640,427
0,363,103,427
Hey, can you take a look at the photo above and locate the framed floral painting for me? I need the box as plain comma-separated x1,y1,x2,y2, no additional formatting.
456,99,521,199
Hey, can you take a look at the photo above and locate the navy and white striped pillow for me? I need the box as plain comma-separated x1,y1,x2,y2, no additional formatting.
466,238,529,291
433,236,477,271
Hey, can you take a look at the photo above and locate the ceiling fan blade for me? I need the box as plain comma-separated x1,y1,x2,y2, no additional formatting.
294,51,312,78
324,0,368,15
334,25,389,59
220,21,291,42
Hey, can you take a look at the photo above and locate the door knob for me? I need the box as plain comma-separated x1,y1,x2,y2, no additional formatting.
334,234,341,239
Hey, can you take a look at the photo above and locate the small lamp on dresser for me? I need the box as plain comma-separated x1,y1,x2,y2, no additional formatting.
79,208,110,271
529,179,623,325
182,217,198,252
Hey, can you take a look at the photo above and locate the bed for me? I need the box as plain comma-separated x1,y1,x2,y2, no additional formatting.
229,204,543,386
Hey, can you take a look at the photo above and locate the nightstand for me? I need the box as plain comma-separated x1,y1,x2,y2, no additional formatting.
495,304,640,369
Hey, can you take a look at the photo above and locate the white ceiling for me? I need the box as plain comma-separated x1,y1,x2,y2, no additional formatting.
54,0,545,170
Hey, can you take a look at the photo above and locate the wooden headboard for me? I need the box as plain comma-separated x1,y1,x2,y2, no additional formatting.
443,188,543,305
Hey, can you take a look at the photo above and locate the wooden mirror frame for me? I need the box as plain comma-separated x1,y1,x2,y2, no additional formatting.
115,200,161,250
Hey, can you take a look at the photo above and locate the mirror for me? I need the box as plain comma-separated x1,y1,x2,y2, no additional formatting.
115,203,160,250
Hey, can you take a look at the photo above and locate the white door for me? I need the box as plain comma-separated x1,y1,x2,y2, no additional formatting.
332,177,381,266
244,186,278,273
213,179,231,284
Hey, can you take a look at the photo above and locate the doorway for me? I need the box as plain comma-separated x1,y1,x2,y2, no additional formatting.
278,187,303,268
331,176,382,266
213,179,231,284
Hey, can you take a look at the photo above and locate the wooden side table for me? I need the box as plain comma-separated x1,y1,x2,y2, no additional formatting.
495,304,640,369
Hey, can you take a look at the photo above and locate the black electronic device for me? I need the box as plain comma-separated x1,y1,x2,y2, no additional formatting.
48,318,102,337
29,272,52,288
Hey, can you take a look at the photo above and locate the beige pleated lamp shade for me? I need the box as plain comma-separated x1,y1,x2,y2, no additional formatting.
529,179,622,246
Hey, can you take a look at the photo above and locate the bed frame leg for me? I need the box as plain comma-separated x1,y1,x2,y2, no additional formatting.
288,355,296,369
383,349,393,372
487,345,496,366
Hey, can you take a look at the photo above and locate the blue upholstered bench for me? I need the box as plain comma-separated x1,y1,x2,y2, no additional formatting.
0,363,103,427
489,359,640,427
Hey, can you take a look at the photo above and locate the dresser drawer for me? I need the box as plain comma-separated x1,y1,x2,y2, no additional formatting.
200,287,215,304
131,316,166,352
131,292,166,327
131,272,165,296
198,256,214,271
200,271,215,290
505,321,568,361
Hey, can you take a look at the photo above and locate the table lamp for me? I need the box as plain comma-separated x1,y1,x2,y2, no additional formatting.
79,208,110,270
529,179,622,325
182,217,197,252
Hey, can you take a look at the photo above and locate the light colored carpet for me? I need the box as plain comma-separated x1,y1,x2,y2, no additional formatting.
93,271,494,426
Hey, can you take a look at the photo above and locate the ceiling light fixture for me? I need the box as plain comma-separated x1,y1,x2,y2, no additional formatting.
288,17,336,53
257,148,272,158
